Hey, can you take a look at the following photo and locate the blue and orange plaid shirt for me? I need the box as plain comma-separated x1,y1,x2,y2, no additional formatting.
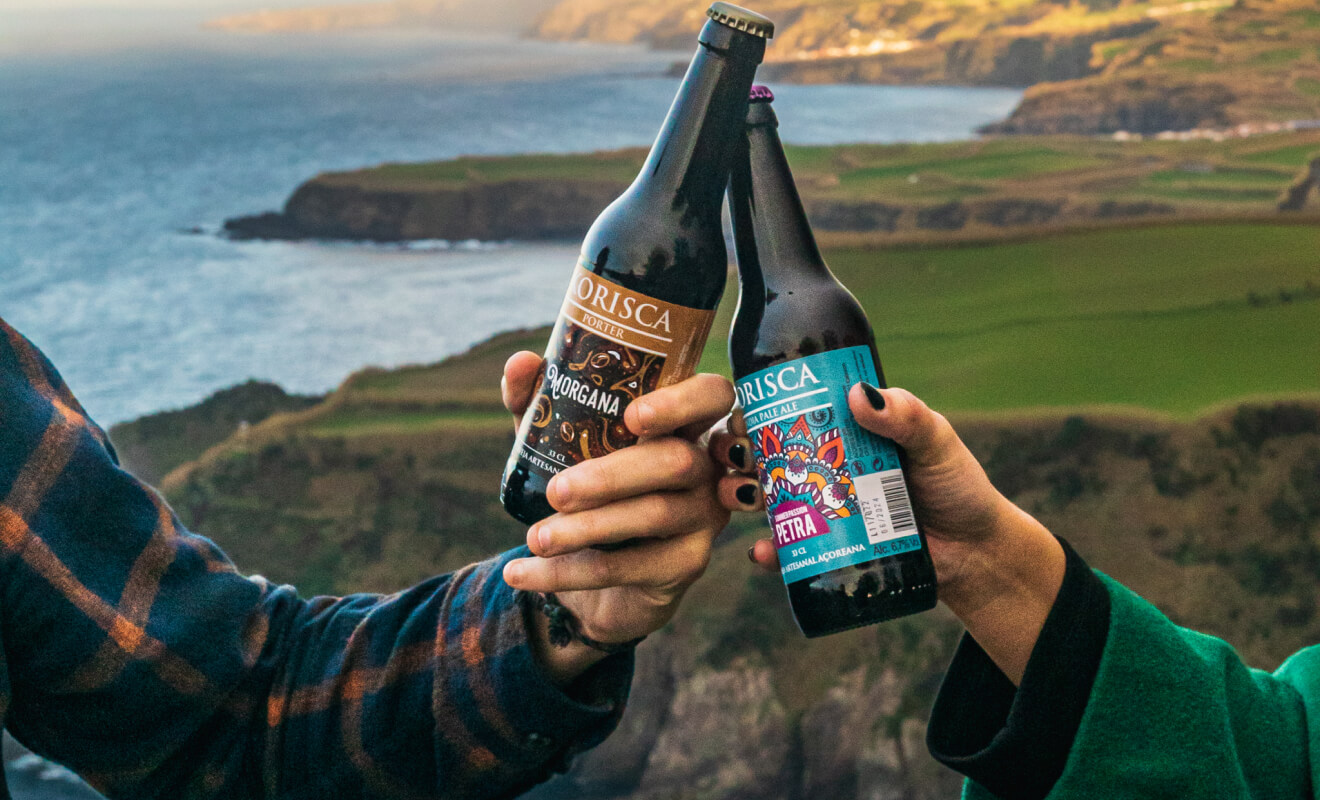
0,318,632,799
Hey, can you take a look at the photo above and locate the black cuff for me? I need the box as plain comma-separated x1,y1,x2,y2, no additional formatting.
926,538,1111,800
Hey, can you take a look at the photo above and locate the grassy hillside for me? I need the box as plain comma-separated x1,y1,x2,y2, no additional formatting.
338,131,1320,210
109,381,320,485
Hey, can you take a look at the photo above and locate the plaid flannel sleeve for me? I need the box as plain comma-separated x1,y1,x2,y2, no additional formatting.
0,318,632,799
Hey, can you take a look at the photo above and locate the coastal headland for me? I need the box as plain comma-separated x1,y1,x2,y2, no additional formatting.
225,129,1320,243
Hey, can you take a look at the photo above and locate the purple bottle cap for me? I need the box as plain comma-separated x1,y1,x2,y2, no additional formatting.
749,85,775,104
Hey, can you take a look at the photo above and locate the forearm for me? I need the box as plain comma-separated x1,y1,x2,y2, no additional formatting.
928,539,1111,800
262,550,634,799
939,498,1066,685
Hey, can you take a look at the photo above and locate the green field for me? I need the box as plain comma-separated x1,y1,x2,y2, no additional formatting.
698,223,1320,417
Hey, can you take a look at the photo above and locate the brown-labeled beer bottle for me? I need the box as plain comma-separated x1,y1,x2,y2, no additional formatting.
728,87,937,637
501,3,774,524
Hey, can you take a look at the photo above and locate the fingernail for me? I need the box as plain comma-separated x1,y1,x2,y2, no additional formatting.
631,399,655,435
504,561,524,583
861,382,885,410
728,443,748,470
736,483,757,507
550,474,572,507
746,544,757,563
536,524,552,554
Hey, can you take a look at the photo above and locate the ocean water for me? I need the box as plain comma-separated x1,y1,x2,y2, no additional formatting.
0,10,1022,426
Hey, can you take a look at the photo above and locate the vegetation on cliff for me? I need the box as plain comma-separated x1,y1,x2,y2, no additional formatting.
987,0,1320,134
225,130,1320,243
110,381,320,485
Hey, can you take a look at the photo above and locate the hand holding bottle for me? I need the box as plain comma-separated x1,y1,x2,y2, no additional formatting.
502,351,734,684
713,385,1067,683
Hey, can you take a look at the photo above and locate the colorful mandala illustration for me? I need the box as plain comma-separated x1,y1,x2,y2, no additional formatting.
753,414,859,519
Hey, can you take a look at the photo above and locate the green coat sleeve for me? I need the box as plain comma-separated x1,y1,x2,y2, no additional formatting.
965,573,1315,799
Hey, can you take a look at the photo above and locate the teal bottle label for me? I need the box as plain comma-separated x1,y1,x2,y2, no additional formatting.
735,346,922,584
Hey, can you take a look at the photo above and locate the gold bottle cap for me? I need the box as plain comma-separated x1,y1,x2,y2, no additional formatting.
706,2,775,39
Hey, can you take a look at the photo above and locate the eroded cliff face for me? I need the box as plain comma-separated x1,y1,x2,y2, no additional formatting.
225,177,630,242
983,78,1238,136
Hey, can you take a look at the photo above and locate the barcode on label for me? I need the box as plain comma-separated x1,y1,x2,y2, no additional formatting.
855,469,917,545
880,471,917,533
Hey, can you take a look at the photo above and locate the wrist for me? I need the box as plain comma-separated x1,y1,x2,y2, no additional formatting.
529,608,610,687
940,498,1066,684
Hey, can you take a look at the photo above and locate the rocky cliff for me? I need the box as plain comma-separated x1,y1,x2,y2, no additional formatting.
227,176,630,242
982,77,1238,136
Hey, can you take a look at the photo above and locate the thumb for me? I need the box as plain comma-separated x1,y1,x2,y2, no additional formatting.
846,384,957,467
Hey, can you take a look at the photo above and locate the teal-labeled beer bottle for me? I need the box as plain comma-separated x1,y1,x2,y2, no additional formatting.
728,87,937,637
501,4,774,525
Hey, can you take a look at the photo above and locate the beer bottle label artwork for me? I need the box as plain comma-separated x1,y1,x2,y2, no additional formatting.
514,260,716,482
736,346,923,584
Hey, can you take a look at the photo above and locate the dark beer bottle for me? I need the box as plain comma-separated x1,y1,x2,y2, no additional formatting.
501,3,774,525
728,87,937,637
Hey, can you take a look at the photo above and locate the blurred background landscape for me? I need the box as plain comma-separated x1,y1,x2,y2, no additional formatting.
2,0,1319,797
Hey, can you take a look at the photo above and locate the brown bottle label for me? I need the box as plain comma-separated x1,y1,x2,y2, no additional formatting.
514,258,716,480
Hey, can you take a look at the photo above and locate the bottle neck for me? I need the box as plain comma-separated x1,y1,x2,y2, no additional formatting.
730,113,831,296
635,21,764,218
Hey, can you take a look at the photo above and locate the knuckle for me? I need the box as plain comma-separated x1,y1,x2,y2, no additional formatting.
546,555,569,588
580,461,611,498
568,512,602,547
673,537,712,586
588,553,615,586
662,440,702,479
657,492,690,526
699,375,736,409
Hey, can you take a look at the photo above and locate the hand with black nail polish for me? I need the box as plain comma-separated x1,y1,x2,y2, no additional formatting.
704,410,764,514
719,385,1053,625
